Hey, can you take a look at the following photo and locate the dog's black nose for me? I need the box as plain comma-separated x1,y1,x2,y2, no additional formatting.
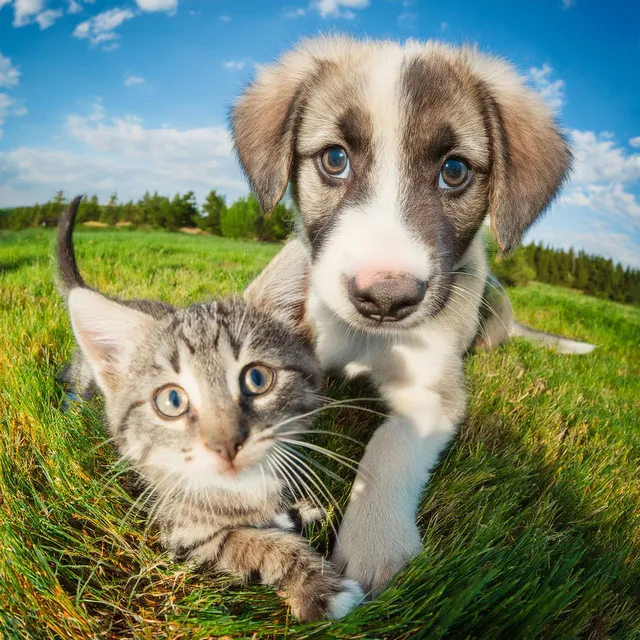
348,273,427,321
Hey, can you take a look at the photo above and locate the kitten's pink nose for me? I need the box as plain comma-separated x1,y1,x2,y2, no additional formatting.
348,271,427,322
205,434,247,462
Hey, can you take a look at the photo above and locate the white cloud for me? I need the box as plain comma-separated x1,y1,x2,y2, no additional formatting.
0,93,28,141
440,22,448,32
629,136,640,149
0,102,245,206
73,7,136,48
561,0,576,8
66,102,233,160
219,13,231,22
12,0,43,26
397,11,416,28
528,64,566,112
223,60,245,71
67,0,82,14
569,130,640,185
134,0,177,12
312,0,368,18
34,7,63,28
0,52,26,139
546,129,640,265
283,7,306,18
0,53,21,88
4,0,72,27
561,183,640,221
124,75,144,87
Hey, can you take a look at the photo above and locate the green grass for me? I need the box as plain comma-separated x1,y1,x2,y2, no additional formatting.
1,228,639,640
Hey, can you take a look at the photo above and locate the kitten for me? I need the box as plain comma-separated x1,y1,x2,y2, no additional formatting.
57,196,363,622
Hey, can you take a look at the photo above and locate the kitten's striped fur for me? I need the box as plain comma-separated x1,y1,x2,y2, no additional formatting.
57,196,363,622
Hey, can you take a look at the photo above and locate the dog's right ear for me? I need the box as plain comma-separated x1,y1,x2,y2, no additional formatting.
232,50,316,214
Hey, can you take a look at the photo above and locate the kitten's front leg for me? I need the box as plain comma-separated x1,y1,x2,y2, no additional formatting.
332,382,463,597
187,527,363,621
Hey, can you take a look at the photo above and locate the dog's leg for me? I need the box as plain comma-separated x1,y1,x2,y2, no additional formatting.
332,343,465,597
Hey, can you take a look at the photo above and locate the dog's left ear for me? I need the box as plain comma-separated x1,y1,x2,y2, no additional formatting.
232,50,316,214
476,57,573,253
243,238,314,343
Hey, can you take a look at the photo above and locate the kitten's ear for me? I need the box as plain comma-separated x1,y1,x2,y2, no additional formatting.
68,289,155,393
244,239,314,342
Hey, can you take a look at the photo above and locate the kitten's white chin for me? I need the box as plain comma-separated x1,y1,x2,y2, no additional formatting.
187,463,280,495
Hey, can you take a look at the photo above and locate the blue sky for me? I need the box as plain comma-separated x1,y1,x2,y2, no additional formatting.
1,0,639,266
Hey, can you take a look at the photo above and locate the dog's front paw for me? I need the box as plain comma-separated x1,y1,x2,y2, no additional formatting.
287,575,364,621
332,508,421,598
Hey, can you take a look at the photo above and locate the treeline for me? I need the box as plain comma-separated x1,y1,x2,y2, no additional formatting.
0,190,293,242
488,238,640,305
2,192,638,304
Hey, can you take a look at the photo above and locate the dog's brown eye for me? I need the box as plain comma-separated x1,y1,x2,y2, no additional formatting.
439,157,471,189
320,146,350,178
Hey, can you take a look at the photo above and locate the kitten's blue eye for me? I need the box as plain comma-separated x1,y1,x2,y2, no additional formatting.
439,157,471,189
320,146,350,178
153,385,189,418
241,364,275,396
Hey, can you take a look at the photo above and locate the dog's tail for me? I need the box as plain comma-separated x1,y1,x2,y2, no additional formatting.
474,274,596,355
508,321,595,355
57,195,87,295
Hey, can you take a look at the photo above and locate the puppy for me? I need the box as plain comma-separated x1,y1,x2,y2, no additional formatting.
235,36,583,596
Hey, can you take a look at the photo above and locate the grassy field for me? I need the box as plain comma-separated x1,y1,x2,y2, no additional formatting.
1,228,639,640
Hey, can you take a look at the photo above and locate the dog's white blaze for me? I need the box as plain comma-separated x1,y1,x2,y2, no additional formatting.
311,48,437,325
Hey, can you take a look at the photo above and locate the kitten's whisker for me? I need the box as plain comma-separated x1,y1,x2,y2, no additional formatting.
273,446,343,519
276,429,365,447
270,448,339,541
312,394,383,404
259,462,268,503
260,400,392,441
265,454,303,504
122,482,157,526
277,437,371,479
279,442,345,483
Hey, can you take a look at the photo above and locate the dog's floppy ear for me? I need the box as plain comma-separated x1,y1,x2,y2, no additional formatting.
475,56,573,253
243,238,314,343
232,50,317,214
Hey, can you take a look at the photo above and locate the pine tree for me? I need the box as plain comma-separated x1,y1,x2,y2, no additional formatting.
199,189,226,235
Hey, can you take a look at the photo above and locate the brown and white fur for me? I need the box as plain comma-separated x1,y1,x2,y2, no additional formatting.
232,35,592,595
57,197,364,621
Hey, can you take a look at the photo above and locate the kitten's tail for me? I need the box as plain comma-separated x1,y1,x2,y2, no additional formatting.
57,194,87,295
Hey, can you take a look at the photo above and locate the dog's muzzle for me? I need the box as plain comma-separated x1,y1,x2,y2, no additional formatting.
348,272,427,322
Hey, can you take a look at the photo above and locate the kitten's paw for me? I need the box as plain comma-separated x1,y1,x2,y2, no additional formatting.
294,499,325,525
332,514,421,598
326,578,365,619
287,576,364,621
